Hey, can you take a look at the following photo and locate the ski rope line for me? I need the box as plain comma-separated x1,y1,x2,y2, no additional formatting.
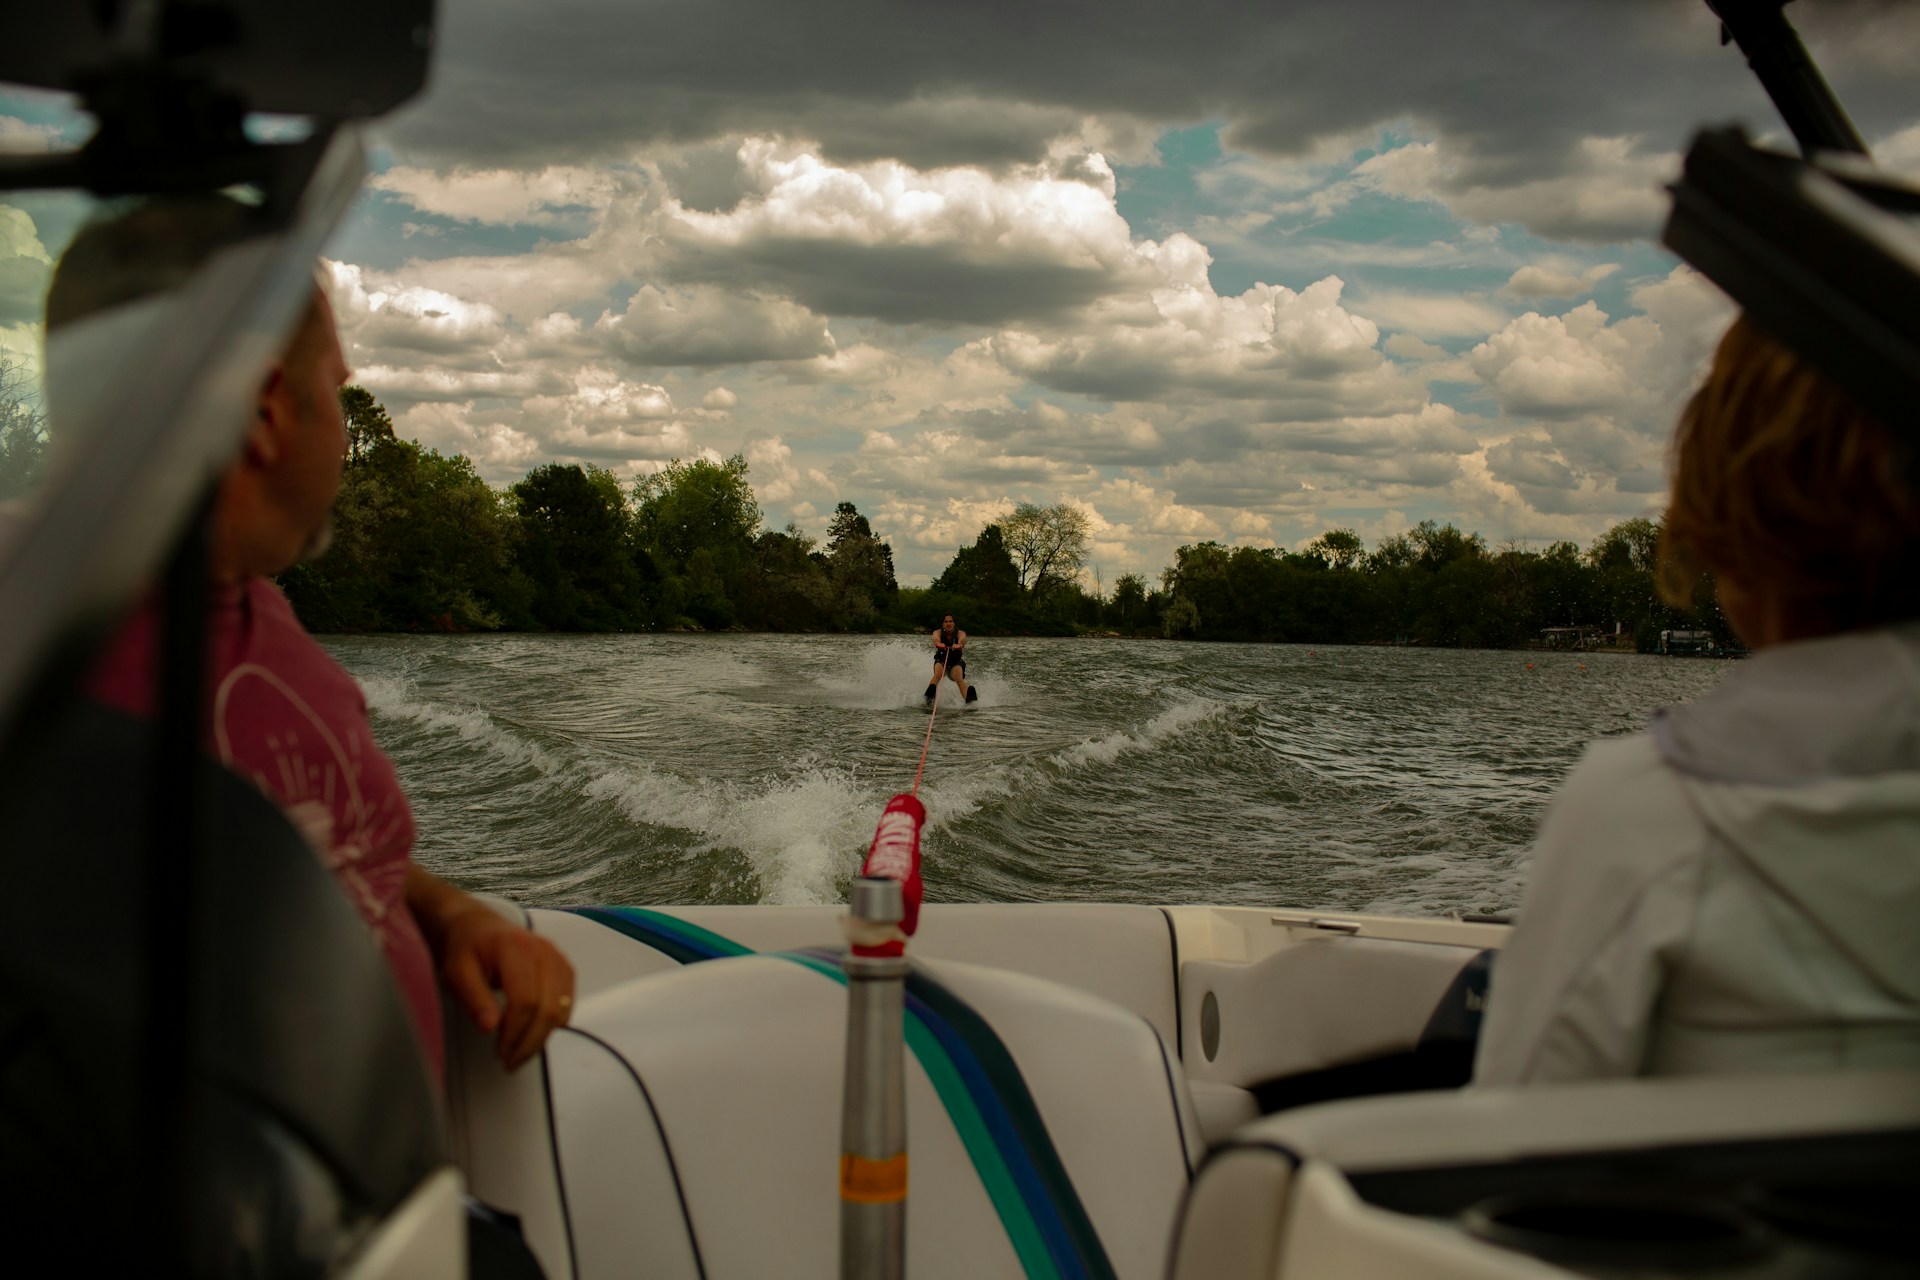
911,676,941,796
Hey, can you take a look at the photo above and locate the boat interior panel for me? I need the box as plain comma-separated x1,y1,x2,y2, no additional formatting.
1170,1070,1920,1279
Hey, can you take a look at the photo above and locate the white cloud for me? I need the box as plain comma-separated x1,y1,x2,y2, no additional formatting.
595,284,833,367
1357,135,1675,243
1349,290,1509,340
1469,302,1646,419
0,203,52,327
1500,261,1619,300
0,115,64,155
329,262,510,364
1877,123,1920,181
994,274,1399,405
370,163,621,226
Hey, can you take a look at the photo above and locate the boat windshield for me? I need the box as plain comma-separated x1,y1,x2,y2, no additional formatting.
0,104,366,743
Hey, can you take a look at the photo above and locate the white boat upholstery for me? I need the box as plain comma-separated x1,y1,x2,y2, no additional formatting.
451,918,1203,1279
533,902,1184,1047
1180,935,1482,1089
1168,1070,1920,1279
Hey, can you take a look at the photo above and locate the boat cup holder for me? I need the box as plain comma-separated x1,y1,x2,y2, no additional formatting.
1462,1190,1776,1272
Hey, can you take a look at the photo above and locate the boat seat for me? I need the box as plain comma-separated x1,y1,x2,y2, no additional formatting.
448,930,1204,1279
1167,1070,1920,1279
0,702,457,1276
532,901,1184,1047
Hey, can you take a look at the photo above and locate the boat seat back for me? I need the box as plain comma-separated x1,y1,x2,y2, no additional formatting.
534,901,1183,1046
0,703,451,1273
1168,1070,1920,1279
451,942,1203,1279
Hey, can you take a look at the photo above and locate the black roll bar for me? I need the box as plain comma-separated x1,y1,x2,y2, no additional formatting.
1707,0,1869,158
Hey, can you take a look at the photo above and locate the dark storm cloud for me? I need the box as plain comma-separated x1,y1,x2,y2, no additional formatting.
390,1,1918,181
666,239,1119,326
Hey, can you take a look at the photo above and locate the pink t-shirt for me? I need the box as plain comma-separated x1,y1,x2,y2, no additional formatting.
88,578,444,1080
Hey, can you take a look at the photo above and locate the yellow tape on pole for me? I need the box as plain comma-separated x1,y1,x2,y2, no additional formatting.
840,1152,909,1204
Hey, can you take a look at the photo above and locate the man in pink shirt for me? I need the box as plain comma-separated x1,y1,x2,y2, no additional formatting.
53,196,573,1081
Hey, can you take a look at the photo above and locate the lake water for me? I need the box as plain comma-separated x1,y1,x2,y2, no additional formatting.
326,634,1731,918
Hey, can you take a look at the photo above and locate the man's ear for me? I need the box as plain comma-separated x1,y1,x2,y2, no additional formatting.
246,364,290,467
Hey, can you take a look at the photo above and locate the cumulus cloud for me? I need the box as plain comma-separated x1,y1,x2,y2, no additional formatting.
648,138,1156,324
1878,122,1920,180
0,203,51,327
370,164,621,226
1470,302,1648,420
1500,261,1620,300
993,274,1405,407
274,1,1914,578
1349,289,1510,340
329,262,510,364
0,114,65,155
1467,266,1732,514
595,285,834,367
1356,135,1675,243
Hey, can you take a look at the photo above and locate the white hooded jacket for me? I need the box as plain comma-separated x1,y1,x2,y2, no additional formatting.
1475,623,1920,1085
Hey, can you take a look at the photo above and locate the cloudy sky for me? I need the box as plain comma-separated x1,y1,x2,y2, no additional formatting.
4,0,1918,584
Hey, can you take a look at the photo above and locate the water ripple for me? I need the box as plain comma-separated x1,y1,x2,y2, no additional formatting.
325,634,1731,918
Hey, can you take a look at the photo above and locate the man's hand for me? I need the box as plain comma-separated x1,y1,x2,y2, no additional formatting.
408,867,577,1071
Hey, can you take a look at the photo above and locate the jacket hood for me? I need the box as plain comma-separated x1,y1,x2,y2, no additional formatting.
1652,623,1920,786
1651,623,1920,1005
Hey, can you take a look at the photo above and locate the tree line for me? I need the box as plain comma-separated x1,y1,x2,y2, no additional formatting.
284,387,1725,649
0,375,1718,649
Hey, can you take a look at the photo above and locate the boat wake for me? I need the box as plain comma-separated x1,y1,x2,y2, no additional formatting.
359,667,1237,908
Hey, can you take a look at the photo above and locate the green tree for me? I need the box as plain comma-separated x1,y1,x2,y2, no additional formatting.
825,500,898,625
1407,519,1486,570
281,431,528,632
741,524,836,630
1109,573,1149,630
1588,517,1662,573
633,456,761,567
1001,501,1091,596
513,462,653,630
0,354,47,503
1306,528,1364,571
1588,517,1664,639
339,384,396,467
932,523,1020,605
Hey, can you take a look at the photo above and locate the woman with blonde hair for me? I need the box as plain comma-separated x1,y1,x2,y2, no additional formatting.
1475,314,1920,1085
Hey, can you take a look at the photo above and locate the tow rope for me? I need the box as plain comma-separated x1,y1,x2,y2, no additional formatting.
911,677,941,796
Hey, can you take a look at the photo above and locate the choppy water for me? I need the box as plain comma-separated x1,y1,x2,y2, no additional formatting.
325,634,1731,917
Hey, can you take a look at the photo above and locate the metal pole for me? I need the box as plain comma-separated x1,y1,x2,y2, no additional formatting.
840,876,908,1280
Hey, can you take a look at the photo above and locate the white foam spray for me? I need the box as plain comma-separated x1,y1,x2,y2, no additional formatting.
584,758,878,905
1046,695,1224,770
816,638,1001,711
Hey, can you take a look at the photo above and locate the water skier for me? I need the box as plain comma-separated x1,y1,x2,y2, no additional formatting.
925,613,978,705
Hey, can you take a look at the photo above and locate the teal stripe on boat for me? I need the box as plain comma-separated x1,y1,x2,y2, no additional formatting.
598,905,753,958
